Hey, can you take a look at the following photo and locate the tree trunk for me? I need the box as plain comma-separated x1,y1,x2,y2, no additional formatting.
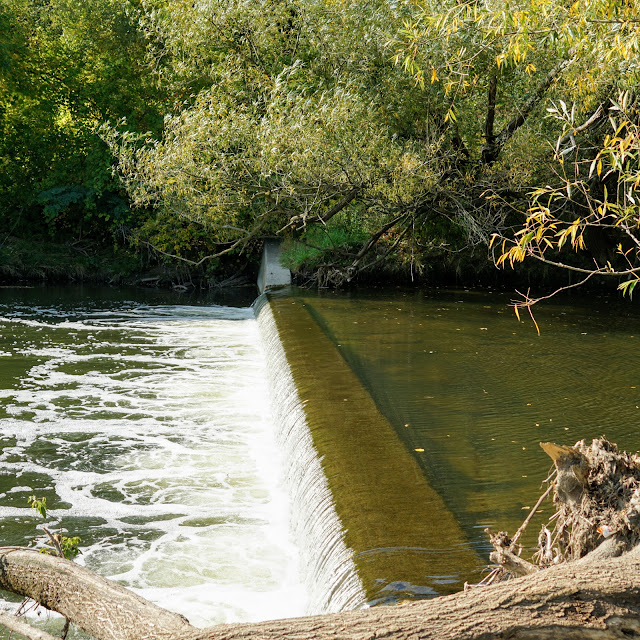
2,544,640,640
0,547,191,640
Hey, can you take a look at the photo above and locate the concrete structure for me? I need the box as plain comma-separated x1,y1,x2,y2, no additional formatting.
257,239,291,293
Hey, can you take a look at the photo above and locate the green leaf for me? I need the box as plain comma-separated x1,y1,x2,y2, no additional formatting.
618,279,638,299
28,495,47,519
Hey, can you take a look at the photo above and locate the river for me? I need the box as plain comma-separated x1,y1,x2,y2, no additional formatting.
0,285,306,629
292,286,640,564
1,284,640,632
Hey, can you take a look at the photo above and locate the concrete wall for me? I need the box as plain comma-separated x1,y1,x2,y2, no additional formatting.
257,239,291,293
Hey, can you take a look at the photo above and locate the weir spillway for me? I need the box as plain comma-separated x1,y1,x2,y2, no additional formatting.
256,291,481,606
0,284,483,628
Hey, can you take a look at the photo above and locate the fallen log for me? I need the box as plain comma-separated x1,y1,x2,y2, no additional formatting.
3,437,640,640
2,544,640,640
0,547,191,640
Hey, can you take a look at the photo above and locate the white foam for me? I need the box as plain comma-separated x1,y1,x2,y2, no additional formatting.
255,299,366,614
0,302,308,626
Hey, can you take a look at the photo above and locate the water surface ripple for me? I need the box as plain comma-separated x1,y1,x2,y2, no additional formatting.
297,287,640,564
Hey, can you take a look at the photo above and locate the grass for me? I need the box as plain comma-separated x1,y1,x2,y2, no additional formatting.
280,226,369,272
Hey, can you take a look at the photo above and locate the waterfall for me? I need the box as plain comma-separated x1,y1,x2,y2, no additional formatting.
254,295,367,614
0,298,310,627
255,291,483,607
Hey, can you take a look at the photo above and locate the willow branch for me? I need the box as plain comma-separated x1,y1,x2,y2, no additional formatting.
510,245,640,277
279,187,360,233
557,103,606,150
351,211,410,268
138,220,266,266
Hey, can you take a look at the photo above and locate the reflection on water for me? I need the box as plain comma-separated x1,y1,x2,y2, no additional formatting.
0,286,306,627
296,287,640,564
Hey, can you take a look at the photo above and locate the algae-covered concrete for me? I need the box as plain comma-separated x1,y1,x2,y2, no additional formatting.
267,294,481,603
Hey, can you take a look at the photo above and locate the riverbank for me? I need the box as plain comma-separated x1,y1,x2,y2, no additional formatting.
0,232,625,306
0,236,259,290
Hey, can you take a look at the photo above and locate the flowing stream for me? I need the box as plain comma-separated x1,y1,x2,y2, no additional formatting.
0,287,308,627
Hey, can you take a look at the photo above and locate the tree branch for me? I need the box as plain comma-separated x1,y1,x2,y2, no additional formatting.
482,56,573,165
556,103,606,151
351,211,409,267
0,611,60,640
482,74,498,162
280,187,360,232
4,543,640,640
0,548,191,640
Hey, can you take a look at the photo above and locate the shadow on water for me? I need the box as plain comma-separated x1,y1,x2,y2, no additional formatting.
0,284,258,311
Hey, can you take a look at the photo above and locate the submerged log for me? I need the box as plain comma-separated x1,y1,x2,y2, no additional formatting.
4,437,640,640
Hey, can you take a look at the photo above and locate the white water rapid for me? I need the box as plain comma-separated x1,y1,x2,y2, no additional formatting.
0,300,308,627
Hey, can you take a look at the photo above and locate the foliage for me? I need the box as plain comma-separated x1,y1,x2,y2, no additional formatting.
132,210,222,269
28,496,47,520
102,0,467,281
109,0,640,283
6,0,640,286
0,0,163,245
281,225,370,272
393,0,640,297
28,495,81,560
493,91,640,305
103,83,440,245
0,235,142,283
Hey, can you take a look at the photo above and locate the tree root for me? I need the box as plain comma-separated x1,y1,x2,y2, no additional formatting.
485,437,640,581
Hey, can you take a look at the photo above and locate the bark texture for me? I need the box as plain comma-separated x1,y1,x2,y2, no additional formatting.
0,547,191,640
2,544,640,640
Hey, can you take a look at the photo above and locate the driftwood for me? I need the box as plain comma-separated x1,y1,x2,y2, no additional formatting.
484,437,640,582
3,438,640,640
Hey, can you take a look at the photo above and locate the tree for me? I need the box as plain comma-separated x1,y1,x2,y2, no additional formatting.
104,0,640,284
0,0,163,243
103,0,498,284
493,93,640,310
394,0,640,302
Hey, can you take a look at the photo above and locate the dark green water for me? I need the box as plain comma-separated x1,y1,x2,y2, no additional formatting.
294,287,640,561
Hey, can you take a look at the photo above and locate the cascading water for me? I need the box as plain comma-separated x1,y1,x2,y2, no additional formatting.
255,292,482,605
0,296,309,626
254,296,367,613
